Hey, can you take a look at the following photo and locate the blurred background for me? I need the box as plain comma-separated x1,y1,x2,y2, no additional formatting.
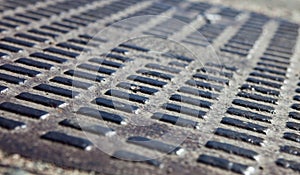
201,0,300,23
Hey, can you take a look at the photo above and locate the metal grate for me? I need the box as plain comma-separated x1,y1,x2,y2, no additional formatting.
0,0,299,175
